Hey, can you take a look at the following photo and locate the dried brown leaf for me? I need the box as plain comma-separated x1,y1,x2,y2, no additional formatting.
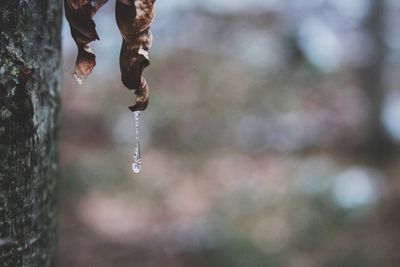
116,0,156,111
65,0,156,111
64,0,109,82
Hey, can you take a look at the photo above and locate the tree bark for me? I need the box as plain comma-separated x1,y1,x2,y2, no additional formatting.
0,0,61,266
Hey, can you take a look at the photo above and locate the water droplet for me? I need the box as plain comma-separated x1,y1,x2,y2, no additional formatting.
73,72,83,85
131,111,142,173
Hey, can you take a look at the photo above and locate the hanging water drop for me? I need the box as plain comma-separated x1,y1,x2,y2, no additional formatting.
73,73,84,85
131,111,142,173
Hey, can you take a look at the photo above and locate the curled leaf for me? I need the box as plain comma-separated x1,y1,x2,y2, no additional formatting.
65,0,156,111
64,0,108,83
116,0,156,111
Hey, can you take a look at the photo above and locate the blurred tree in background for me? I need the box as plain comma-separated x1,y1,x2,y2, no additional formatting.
58,0,400,266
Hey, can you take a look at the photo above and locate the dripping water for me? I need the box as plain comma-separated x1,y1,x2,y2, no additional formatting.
132,111,142,173
73,73,84,85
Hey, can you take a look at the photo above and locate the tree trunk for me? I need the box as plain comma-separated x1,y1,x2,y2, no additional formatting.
360,0,395,159
0,0,61,266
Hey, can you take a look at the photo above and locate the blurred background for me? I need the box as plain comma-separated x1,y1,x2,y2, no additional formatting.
58,0,400,266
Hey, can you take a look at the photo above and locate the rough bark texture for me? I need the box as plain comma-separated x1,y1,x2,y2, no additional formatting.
0,0,61,266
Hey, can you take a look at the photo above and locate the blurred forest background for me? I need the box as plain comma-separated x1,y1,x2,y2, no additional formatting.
58,0,400,266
